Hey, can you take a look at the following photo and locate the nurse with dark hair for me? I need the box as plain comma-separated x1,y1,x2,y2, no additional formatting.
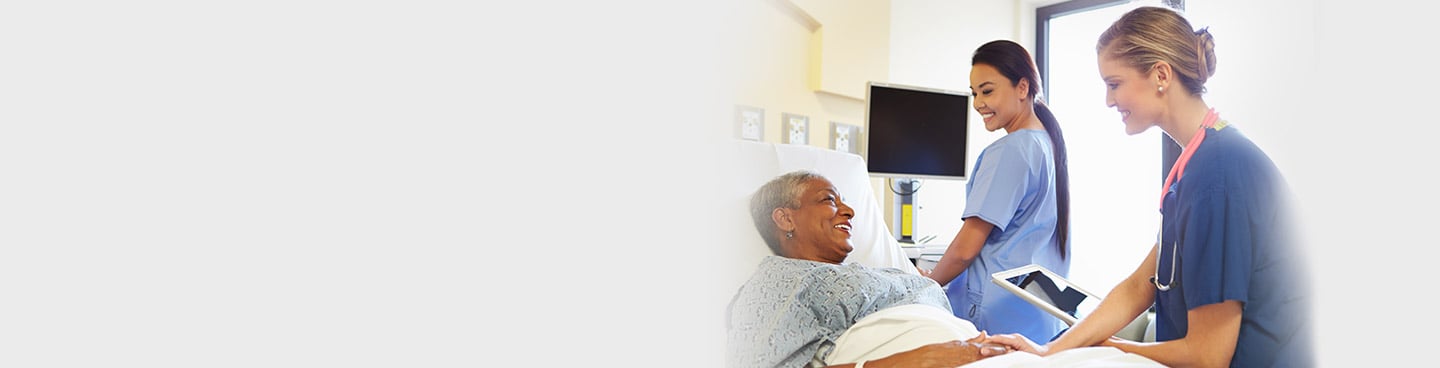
925,39,1072,344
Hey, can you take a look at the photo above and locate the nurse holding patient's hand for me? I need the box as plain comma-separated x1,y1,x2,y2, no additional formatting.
981,7,1314,367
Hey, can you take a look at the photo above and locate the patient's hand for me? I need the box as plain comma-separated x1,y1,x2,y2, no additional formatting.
968,331,1013,357
983,333,1046,356
860,334,1008,368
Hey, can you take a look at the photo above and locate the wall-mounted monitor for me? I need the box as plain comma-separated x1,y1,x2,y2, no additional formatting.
863,82,971,181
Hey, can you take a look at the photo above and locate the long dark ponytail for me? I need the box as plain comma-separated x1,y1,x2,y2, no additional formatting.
972,40,1071,259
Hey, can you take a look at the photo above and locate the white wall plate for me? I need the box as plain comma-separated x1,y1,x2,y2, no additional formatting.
782,112,808,145
831,121,860,154
735,105,764,141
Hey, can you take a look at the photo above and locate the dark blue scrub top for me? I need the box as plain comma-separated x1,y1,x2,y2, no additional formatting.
1154,123,1314,367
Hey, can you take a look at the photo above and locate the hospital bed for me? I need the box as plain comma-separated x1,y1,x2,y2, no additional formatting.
726,140,1166,367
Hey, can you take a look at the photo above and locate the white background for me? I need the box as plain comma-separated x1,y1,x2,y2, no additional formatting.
1,1,735,366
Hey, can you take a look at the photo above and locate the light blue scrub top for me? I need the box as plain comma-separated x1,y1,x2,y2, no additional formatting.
945,129,1068,343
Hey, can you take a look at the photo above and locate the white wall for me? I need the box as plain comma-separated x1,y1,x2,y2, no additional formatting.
1306,1,1439,363
5,1,738,366
730,0,888,155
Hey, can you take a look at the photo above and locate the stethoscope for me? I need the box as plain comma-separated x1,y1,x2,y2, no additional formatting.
1151,108,1220,292
1153,234,1179,291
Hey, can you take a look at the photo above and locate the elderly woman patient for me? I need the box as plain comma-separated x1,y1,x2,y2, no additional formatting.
727,170,1005,368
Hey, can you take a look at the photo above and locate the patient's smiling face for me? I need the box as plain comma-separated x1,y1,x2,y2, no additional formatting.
781,178,855,264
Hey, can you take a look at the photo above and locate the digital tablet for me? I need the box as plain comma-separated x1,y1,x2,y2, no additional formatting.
990,264,1101,326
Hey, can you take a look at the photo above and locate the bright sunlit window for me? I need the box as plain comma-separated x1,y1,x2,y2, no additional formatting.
1045,1,1162,295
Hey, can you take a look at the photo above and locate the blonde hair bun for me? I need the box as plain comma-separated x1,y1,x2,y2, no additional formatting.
1195,27,1217,83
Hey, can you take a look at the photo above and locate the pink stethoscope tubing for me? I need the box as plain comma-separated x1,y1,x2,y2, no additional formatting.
1152,108,1219,292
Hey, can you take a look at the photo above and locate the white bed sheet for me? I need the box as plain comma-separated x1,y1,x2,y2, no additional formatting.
961,347,1166,368
826,304,1167,367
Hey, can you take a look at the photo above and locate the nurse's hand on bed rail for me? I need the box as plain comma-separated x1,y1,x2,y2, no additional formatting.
980,333,1046,356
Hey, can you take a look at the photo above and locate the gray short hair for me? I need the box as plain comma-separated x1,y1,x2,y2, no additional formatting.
749,170,825,255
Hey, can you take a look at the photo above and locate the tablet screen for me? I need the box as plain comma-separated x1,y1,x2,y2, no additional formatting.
992,264,1150,339
993,266,1101,324
1016,271,1089,317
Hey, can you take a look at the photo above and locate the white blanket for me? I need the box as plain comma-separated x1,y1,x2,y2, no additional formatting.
826,304,1167,367
827,304,980,363
961,347,1166,368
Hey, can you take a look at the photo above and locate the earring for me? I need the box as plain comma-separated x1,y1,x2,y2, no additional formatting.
1158,86,1165,93
786,231,794,239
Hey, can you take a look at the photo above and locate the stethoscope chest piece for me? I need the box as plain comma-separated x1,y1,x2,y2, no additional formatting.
1153,240,1178,291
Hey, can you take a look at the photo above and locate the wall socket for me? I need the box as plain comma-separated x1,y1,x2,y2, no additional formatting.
782,112,808,145
831,121,860,154
735,105,764,141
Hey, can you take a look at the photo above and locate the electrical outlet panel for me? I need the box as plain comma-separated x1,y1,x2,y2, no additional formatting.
831,121,860,154
782,113,808,145
735,105,764,141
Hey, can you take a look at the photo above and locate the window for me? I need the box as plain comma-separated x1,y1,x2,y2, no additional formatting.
1035,0,1173,294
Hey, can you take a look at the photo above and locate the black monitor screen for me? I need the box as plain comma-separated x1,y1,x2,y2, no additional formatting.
864,82,971,180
